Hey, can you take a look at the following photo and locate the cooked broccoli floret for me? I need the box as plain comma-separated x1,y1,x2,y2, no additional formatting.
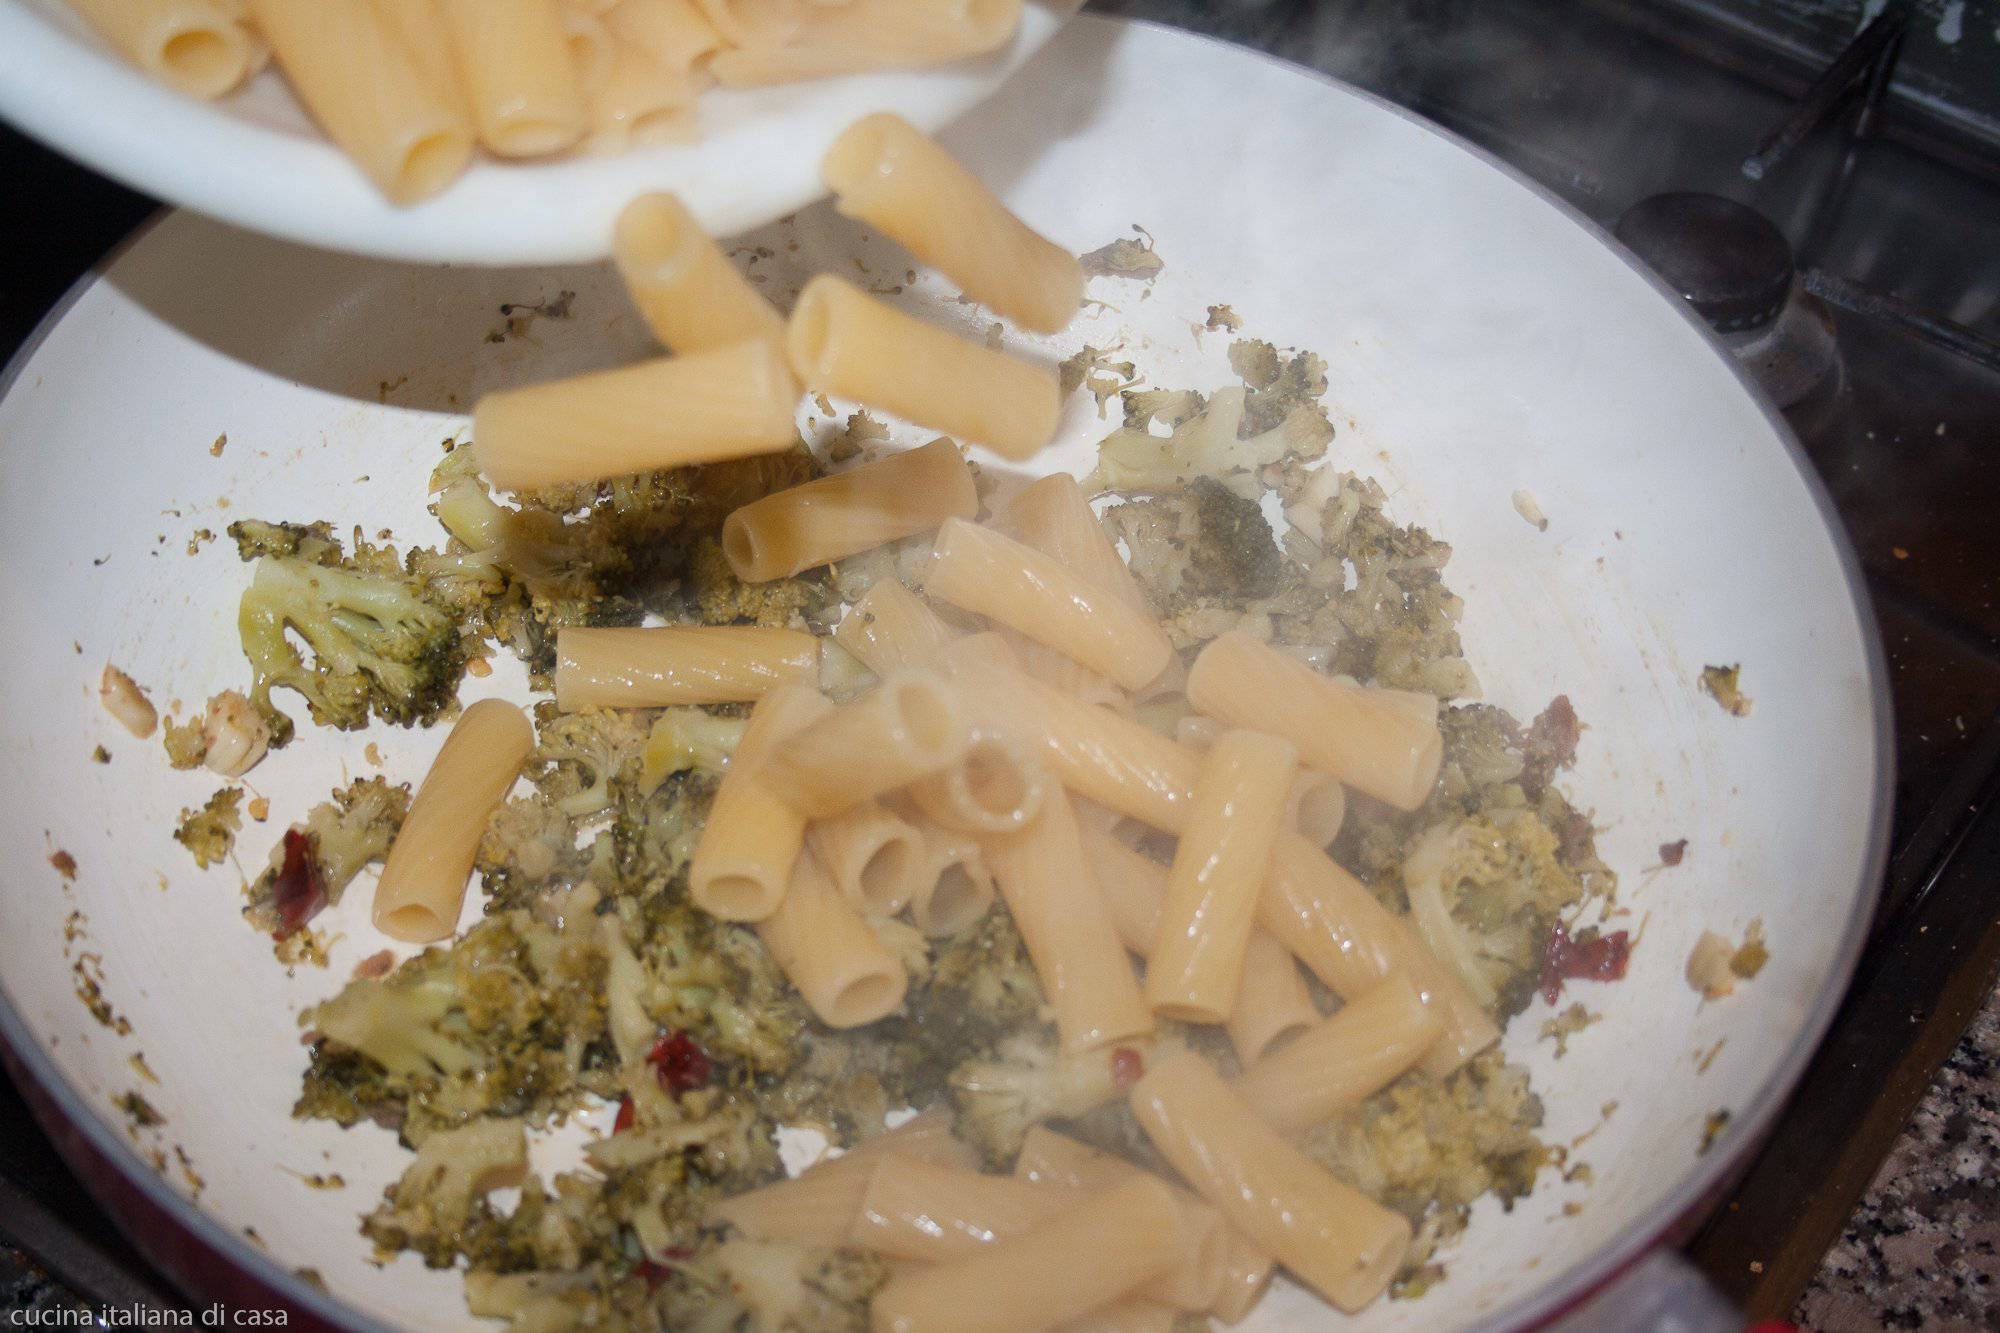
362,1117,527,1263
160,714,207,770
639,708,746,794
688,537,831,630
230,522,467,739
477,792,586,912
1306,1049,1547,1282
1392,810,1588,1018
529,705,653,818
950,1032,1135,1163
245,776,410,937
173,787,242,869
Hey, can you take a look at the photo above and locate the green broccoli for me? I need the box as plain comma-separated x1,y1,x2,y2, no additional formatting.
244,777,410,937
529,704,654,818
230,521,467,740
173,787,242,869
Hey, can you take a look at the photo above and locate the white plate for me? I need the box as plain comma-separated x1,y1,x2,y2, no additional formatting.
0,15,1887,1331
0,0,1077,265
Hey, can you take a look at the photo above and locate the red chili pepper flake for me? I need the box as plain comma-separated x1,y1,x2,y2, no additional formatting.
613,1095,635,1134
1539,920,1632,1005
270,829,327,939
647,1031,712,1095
1110,1047,1145,1089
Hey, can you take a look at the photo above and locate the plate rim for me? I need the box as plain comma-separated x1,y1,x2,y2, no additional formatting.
0,15,1893,1331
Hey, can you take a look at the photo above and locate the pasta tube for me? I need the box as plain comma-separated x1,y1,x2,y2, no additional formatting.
942,636,1201,832
372,0,467,108
724,438,977,583
757,850,906,1027
1235,974,1443,1133
1002,473,1149,611
904,820,995,937
1013,1126,1232,1316
870,1177,1182,1333
437,0,586,157
760,671,968,818
1057,1302,1175,1333
1259,836,1498,1078
68,0,259,98
1180,715,1345,844
554,625,818,710
472,339,801,493
1288,769,1348,846
690,685,830,921
1080,829,1318,1066
851,1158,1075,1261
584,41,696,152
1130,1051,1411,1314
981,788,1150,1054
709,1105,974,1243
1188,631,1443,811
822,114,1080,333
706,0,1020,83
1146,730,1296,1023
693,0,800,46
904,731,1046,835
612,193,782,354
603,0,721,71
786,276,1059,461
371,699,532,943
561,6,616,92
246,0,473,203
834,579,958,677
925,519,1173,692
999,630,1132,716
806,801,924,916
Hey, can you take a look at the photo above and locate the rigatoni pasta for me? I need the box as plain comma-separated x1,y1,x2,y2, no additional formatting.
370,699,532,944
1146,729,1297,1023
602,0,721,72
1130,1050,1412,1314
1080,828,1319,1066
472,339,801,492
850,1157,1074,1261
904,820,996,937
723,438,977,583
689,684,830,921
833,580,958,677
611,193,783,354
1189,630,1443,811
708,1104,975,1244
926,519,1173,692
759,670,968,818
806,800,924,916
1235,974,1443,1133
69,0,260,99
822,113,1081,333
245,0,473,204
786,276,1060,461
1012,1126,1233,1316
436,0,587,157
553,625,818,710
584,44,697,153
1002,472,1151,612
904,731,1045,835
869,1176,1182,1333
980,788,1151,1054
756,849,906,1027
942,636,1201,832
1259,834,1499,1078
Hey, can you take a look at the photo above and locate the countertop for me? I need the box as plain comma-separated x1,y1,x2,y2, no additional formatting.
1797,982,2000,1330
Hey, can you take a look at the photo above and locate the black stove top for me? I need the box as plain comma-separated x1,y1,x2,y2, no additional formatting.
4,0,1999,1324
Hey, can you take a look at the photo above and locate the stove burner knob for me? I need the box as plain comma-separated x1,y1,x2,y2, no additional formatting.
1614,192,1794,336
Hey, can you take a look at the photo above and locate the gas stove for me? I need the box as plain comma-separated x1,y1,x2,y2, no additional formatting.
4,0,1999,1325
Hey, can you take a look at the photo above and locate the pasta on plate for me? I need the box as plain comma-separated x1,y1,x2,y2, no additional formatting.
160,116,1624,1332
63,0,1030,202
